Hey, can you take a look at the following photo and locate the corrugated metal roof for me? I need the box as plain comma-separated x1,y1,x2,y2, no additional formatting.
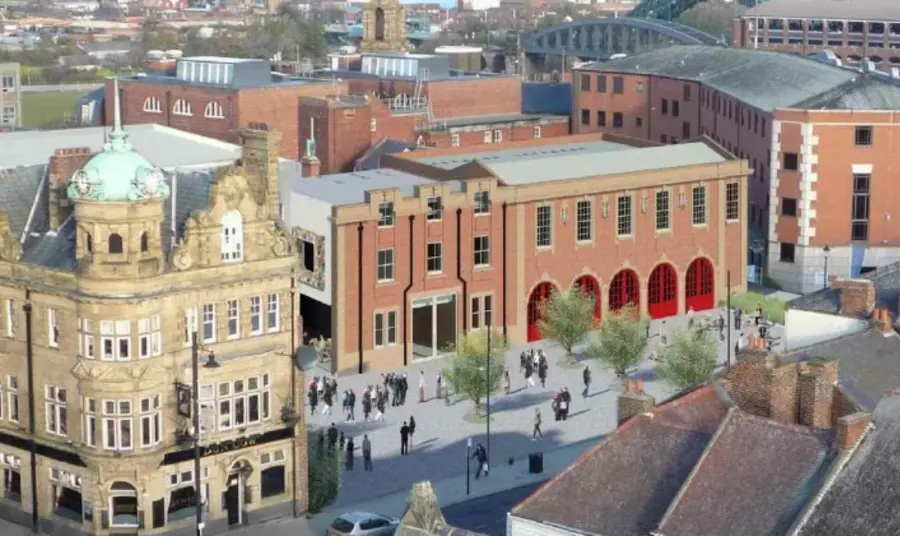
286,166,453,206
0,124,241,170
485,142,726,185
581,46,879,112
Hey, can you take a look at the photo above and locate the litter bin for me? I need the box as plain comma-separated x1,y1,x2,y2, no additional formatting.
529,453,543,474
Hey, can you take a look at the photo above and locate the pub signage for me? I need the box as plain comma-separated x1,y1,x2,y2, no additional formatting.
162,427,294,466
201,435,261,457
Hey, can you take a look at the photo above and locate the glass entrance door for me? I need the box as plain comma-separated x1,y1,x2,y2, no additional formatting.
411,294,457,360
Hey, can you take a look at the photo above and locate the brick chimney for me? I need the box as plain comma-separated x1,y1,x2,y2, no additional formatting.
872,307,894,335
301,155,321,178
834,413,871,451
48,147,94,229
798,370,835,429
833,279,876,317
617,380,655,426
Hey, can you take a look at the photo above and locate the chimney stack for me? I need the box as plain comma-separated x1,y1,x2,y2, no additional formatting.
835,413,871,451
617,380,655,426
48,147,94,229
798,370,835,429
833,279,876,317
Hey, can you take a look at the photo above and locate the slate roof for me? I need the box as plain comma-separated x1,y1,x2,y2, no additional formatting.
355,138,419,171
286,166,457,206
796,395,900,536
789,261,900,316
511,384,730,536
658,411,835,536
0,164,49,242
786,330,900,412
416,139,631,169
580,46,900,112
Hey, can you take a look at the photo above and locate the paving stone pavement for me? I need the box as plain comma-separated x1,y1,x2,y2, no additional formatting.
307,309,784,507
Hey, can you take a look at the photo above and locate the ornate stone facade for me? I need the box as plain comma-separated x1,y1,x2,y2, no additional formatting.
360,0,409,53
0,112,308,534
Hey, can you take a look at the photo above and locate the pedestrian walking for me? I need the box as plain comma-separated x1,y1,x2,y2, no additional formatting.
435,370,443,401
519,351,527,374
327,423,338,451
362,434,373,471
374,389,385,421
532,408,543,441
362,389,372,422
472,443,488,479
322,387,333,416
400,374,409,405
345,437,354,471
503,369,511,395
400,421,410,456
408,416,416,445
525,361,536,388
582,365,591,398
538,355,548,388
418,371,426,402
561,388,571,420
308,381,318,416
347,389,356,422
718,314,726,341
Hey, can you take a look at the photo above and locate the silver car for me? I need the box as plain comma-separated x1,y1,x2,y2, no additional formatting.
328,512,399,536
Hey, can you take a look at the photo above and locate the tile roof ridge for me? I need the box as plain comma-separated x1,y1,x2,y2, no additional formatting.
510,414,650,517
732,411,835,438
656,407,739,532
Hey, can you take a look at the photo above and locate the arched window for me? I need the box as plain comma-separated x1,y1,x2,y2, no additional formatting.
108,233,123,254
204,101,224,119
172,99,192,116
220,211,243,262
109,481,138,528
374,7,385,41
86,233,93,254
140,232,149,253
142,97,161,113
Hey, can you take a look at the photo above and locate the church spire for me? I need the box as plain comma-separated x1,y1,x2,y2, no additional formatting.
106,76,132,152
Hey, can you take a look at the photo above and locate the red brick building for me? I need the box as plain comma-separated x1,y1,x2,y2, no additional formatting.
572,45,900,294
281,132,749,373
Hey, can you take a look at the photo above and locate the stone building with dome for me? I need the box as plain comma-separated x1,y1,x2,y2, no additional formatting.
0,81,308,534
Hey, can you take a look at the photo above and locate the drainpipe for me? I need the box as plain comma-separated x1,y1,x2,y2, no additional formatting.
357,223,364,374
24,290,39,533
502,203,508,338
456,208,468,332
402,215,415,366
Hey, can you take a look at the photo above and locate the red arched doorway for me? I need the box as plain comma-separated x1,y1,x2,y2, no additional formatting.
647,263,678,319
609,269,639,314
686,257,715,312
573,275,602,323
527,282,557,342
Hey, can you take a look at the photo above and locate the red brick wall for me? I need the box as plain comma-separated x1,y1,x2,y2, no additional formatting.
426,120,569,149
426,77,521,119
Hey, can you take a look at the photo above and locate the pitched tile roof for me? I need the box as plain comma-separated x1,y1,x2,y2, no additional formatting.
658,411,835,536
0,164,48,242
796,396,900,536
789,261,900,316
511,384,730,536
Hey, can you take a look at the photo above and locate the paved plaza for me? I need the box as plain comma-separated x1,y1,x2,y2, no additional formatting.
307,309,785,508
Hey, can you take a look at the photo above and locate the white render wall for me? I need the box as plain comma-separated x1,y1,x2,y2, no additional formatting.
508,515,584,536
285,189,333,306
784,309,867,352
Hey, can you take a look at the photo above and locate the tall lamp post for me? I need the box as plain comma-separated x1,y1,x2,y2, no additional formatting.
485,319,492,473
191,332,219,536
823,245,831,290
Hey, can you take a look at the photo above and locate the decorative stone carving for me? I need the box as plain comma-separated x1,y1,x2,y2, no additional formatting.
0,211,21,261
292,227,326,291
172,246,194,271
397,481,447,536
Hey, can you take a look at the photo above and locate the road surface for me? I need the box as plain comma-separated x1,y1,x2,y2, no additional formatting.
443,482,543,536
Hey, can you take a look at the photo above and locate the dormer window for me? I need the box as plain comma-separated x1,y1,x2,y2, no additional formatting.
204,102,224,119
173,99,192,117
108,234,123,254
220,210,243,263
142,97,161,114
140,232,149,253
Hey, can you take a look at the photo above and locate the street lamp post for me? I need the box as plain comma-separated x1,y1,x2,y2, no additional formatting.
726,270,732,368
192,332,220,536
485,320,492,474
823,245,831,289
466,438,472,496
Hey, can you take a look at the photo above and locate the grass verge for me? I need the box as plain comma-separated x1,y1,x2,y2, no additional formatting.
730,292,787,324
21,91,85,129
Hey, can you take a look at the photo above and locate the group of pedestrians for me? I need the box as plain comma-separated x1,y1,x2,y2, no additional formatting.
520,349,550,388
308,376,339,416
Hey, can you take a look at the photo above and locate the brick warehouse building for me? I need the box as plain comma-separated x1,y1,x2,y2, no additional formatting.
281,132,748,373
572,45,900,294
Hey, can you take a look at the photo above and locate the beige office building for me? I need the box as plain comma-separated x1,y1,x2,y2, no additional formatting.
0,62,22,128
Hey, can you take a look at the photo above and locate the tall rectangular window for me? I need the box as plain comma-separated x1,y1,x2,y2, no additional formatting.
183,308,198,346
138,315,161,359
227,300,239,339
378,202,394,228
7,376,18,423
140,395,162,447
726,183,740,221
426,242,443,274
47,308,59,348
202,304,216,343
103,399,133,451
855,126,873,146
580,73,591,91
249,296,262,335
377,249,394,282
5,299,15,338
79,319,95,359
692,186,707,225
576,200,592,242
612,76,624,94
474,236,490,267
218,376,270,430
596,75,607,93
471,295,493,329
45,386,67,437
852,173,870,241
101,320,131,361
655,191,670,230
617,195,632,237
267,294,280,332
374,311,397,347
474,191,490,214
83,397,96,447
427,196,442,221
536,205,552,248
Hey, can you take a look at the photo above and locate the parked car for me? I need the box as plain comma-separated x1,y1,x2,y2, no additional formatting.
328,512,400,536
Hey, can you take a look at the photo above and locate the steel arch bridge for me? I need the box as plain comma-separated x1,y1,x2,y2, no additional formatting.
523,18,721,60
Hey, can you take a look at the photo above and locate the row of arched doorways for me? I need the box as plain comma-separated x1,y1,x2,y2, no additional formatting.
526,257,715,342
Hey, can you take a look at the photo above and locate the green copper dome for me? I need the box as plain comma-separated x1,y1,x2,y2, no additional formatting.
66,78,170,203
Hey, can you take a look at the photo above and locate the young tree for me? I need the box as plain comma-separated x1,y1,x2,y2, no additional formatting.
655,328,719,391
443,328,508,415
307,435,340,514
538,288,596,362
587,304,649,380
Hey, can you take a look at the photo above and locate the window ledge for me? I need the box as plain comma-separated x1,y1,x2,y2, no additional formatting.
536,246,553,252
376,280,395,286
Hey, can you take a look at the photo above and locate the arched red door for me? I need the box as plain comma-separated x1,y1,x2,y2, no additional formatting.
609,269,639,314
527,282,557,342
686,258,715,312
647,263,678,319
573,275,602,323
